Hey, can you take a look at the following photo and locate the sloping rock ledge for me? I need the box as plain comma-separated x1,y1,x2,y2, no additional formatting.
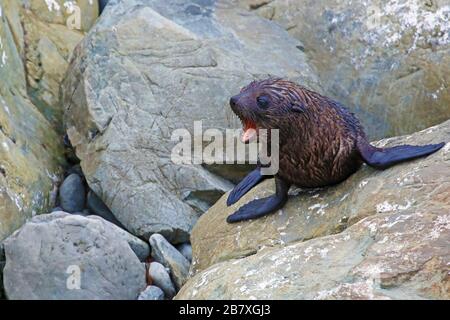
177,119,450,300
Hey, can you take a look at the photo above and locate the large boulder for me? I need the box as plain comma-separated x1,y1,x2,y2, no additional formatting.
61,0,322,243
0,1,70,242
3,212,146,300
240,0,450,139
177,120,450,299
10,0,99,128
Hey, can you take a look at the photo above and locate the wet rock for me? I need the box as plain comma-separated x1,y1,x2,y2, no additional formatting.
3,212,146,299
59,174,86,213
138,285,164,300
149,234,190,290
148,262,176,299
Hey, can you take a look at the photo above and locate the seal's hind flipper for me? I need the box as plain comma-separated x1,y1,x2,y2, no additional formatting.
227,177,289,223
358,138,445,169
227,168,271,206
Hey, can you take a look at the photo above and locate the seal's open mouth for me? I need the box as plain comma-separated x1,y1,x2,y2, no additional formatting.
230,95,258,143
240,118,258,144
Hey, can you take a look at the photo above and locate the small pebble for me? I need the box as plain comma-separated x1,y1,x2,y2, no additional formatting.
138,285,164,300
148,262,176,299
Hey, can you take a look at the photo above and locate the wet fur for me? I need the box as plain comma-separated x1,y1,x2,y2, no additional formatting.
227,78,445,223
232,78,366,187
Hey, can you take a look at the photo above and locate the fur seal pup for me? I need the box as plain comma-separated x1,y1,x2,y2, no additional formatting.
226,78,445,223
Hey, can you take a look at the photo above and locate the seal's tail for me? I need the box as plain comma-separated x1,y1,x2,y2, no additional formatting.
357,137,445,169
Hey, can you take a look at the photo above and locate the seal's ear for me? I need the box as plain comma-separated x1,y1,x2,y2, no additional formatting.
290,102,306,113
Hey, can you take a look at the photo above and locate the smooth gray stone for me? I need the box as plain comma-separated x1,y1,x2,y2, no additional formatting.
149,234,190,290
148,262,176,299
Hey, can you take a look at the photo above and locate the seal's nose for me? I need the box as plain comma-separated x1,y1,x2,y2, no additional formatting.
229,96,238,108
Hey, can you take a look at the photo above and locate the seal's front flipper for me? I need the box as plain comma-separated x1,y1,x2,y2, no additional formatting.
227,177,289,223
358,139,445,169
227,168,271,206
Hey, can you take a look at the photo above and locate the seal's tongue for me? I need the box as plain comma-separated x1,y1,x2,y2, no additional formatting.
242,120,257,143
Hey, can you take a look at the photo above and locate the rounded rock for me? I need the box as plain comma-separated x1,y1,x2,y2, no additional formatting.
176,243,192,262
149,234,190,290
59,174,86,213
138,285,164,300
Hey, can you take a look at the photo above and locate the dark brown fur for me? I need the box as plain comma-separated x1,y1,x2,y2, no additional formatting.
231,78,366,187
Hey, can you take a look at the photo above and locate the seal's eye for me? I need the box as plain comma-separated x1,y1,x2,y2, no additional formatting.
256,96,269,109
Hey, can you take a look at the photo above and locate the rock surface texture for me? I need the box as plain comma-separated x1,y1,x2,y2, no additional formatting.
138,285,165,300
0,245,4,299
61,0,322,243
3,212,146,300
0,0,100,242
239,0,450,139
59,173,86,213
177,120,450,299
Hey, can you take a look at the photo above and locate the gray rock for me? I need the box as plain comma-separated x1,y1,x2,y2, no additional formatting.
138,285,164,300
176,243,192,263
51,207,63,212
243,0,450,139
59,174,86,213
177,121,450,300
0,244,4,299
3,212,146,299
62,0,321,243
148,262,176,299
149,234,190,290
87,215,150,262
86,190,124,227
72,211,90,217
